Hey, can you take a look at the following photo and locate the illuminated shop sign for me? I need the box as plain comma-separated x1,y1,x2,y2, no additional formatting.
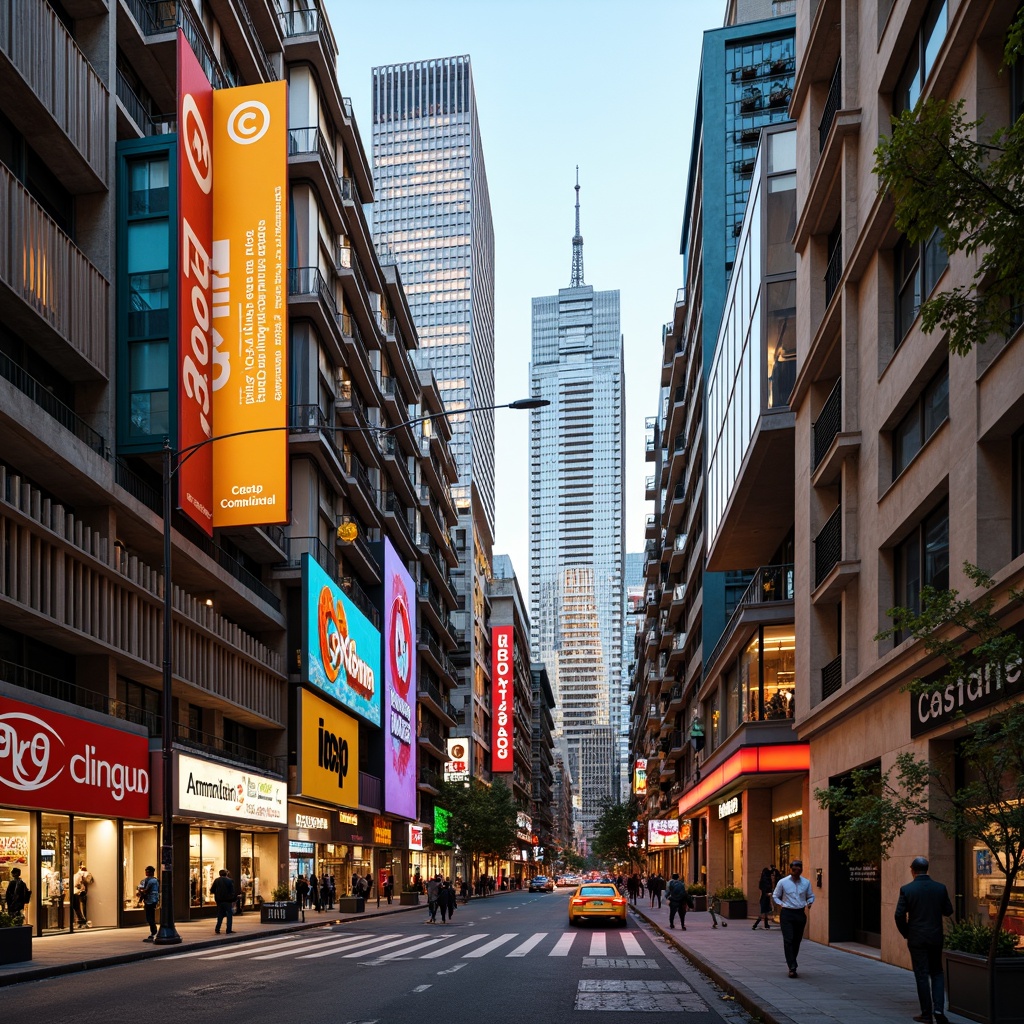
634,758,647,795
434,806,452,847
491,626,514,771
910,652,1023,737
444,739,470,783
302,553,381,726
718,796,741,819
648,819,680,847
409,824,423,851
176,752,285,825
383,540,416,820
0,695,150,819
296,688,359,810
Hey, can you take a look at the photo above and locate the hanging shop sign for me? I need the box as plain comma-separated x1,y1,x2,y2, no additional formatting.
0,694,150,819
175,752,285,825
634,758,647,795
647,819,681,847
444,739,470,783
409,824,424,851
383,539,417,819
491,626,514,771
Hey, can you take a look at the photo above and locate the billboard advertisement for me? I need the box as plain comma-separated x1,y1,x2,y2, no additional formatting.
383,539,416,819
434,805,451,847
634,758,647,795
408,823,423,851
176,31,214,534
444,738,469,783
0,695,150,819
302,553,381,726
491,625,514,772
175,752,286,825
296,688,360,809
647,819,681,848
210,81,288,528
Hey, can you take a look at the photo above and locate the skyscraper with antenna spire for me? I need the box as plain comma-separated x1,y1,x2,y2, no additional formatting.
529,175,625,835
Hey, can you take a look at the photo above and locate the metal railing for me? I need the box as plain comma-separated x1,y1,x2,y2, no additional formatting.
173,722,284,776
336,378,368,423
126,0,228,91
821,654,843,700
340,574,381,629
819,60,842,152
812,378,842,470
814,506,842,588
289,266,338,316
824,233,843,306
337,513,376,568
236,0,278,82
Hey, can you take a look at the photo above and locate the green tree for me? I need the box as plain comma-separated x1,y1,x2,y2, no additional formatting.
815,564,1024,963
438,779,519,883
590,797,641,868
873,8,1024,356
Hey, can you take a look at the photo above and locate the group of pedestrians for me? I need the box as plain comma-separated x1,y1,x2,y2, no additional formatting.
425,873,458,923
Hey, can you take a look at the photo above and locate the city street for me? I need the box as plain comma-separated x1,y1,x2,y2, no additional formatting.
1,892,751,1024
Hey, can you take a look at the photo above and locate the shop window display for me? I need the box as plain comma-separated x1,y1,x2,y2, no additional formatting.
1,810,32,925
189,827,225,907
240,832,277,906
123,823,158,911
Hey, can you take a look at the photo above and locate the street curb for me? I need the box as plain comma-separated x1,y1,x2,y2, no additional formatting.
0,904,421,989
632,906,799,1024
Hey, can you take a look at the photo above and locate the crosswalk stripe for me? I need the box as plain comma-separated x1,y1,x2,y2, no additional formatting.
619,932,644,956
549,932,576,956
506,932,547,957
419,934,490,959
461,933,517,958
372,937,448,961
339,935,433,959
270,934,399,960
161,934,312,959
589,933,607,956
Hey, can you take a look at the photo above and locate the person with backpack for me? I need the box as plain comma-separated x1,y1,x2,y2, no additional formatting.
666,872,693,930
137,865,160,941
5,867,30,919
210,868,236,934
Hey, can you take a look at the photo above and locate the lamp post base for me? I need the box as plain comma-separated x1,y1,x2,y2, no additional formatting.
153,925,182,945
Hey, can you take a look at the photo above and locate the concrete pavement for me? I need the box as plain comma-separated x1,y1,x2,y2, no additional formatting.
629,895,970,1024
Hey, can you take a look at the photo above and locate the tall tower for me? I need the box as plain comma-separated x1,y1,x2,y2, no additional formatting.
371,57,497,784
530,177,625,841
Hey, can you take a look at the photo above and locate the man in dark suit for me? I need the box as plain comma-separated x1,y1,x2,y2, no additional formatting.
894,856,953,1024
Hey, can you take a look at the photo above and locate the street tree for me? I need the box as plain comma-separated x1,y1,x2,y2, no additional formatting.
590,796,641,868
873,7,1024,356
438,779,519,883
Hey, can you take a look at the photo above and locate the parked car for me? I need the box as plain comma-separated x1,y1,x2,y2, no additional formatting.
568,883,628,927
528,875,554,893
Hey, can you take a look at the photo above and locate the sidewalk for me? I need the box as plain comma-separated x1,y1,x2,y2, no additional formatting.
630,897,970,1024
0,896,422,988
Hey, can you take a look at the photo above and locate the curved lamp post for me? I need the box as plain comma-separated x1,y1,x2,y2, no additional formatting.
153,396,548,943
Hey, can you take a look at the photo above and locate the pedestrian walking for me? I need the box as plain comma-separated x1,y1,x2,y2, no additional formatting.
324,874,335,910
753,866,774,929
384,872,394,904
626,873,641,905
295,874,309,908
363,872,374,905
426,873,442,923
439,878,457,922
309,873,321,911
666,873,692,930
5,867,30,917
649,873,664,908
210,868,235,934
772,859,814,977
708,890,728,928
894,856,954,1024
137,865,159,941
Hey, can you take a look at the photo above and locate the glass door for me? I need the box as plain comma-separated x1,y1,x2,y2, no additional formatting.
39,814,71,934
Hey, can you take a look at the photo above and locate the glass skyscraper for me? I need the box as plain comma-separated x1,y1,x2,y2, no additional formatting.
530,186,624,840
371,55,498,783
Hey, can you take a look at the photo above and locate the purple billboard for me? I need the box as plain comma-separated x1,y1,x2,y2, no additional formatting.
383,539,417,819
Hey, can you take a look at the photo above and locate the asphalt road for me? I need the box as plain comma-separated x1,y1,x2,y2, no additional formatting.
4,890,754,1024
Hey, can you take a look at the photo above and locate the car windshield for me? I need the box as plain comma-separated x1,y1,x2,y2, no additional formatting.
579,885,617,897
532,877,547,882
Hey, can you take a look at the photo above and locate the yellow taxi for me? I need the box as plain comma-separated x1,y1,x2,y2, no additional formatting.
568,882,628,927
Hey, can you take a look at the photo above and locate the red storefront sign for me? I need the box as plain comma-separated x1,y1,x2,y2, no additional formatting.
491,625,514,772
0,695,151,819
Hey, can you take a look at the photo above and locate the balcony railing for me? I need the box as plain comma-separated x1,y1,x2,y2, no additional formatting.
340,574,381,630
705,564,795,671
814,506,842,588
821,654,843,700
812,378,842,471
126,0,229,91
0,164,108,374
819,60,842,152
824,233,843,307
2,0,109,181
289,266,338,316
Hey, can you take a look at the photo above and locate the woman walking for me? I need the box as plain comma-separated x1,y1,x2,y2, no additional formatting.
753,866,774,929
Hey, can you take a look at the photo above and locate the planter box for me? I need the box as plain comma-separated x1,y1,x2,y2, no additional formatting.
0,925,32,965
399,891,420,906
722,899,749,920
943,950,1024,1024
336,896,364,914
689,895,707,912
259,901,299,924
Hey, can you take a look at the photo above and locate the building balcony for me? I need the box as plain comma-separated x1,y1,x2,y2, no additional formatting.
288,127,345,232
0,164,108,379
206,0,279,86
418,727,447,760
811,377,861,487
277,0,338,98
336,513,381,587
337,312,381,408
379,433,417,508
338,447,380,527
2,0,108,189
381,490,418,563
115,70,176,140
288,267,343,359
417,678,456,728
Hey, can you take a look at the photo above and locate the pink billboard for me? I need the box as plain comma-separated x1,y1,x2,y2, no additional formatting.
491,625,514,772
383,539,416,819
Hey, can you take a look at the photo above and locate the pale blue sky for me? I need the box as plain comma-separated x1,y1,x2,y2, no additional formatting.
330,0,725,580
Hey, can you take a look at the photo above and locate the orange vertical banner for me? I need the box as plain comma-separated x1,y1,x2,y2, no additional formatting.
211,82,288,528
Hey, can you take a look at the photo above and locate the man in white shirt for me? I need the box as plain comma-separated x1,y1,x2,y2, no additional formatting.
772,859,814,977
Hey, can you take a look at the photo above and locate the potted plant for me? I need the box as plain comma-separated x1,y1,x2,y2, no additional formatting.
260,881,300,924
713,884,749,920
686,883,707,912
942,920,1024,1024
0,907,31,966
816,564,1024,1024
399,884,420,906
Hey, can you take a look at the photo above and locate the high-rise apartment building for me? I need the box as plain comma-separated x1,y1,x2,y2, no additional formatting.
619,552,645,802
370,56,498,786
0,0,459,940
530,181,624,841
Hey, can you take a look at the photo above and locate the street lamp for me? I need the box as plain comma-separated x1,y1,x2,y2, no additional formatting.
153,395,547,943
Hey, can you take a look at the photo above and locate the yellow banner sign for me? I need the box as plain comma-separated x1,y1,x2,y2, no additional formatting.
298,688,360,809
211,82,288,527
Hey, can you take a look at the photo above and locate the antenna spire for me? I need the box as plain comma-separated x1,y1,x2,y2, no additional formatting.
570,166,584,287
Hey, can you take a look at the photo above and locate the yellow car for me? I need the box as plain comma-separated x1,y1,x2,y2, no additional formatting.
568,883,628,927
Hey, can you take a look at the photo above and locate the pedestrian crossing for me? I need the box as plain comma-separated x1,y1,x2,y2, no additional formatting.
161,929,655,964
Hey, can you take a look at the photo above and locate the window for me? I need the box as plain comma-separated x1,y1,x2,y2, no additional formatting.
894,499,949,641
892,364,949,476
894,0,948,114
895,230,947,343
